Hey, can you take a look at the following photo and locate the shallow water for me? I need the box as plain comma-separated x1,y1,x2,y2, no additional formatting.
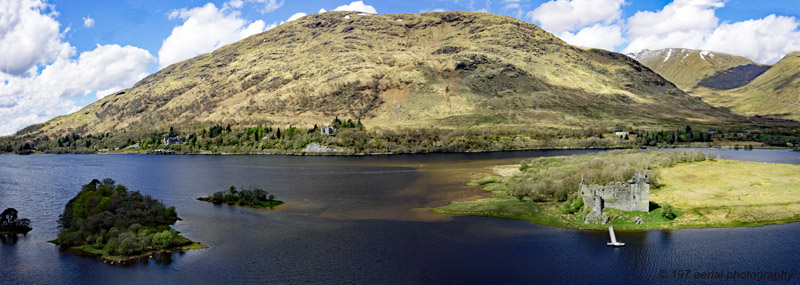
1,149,798,284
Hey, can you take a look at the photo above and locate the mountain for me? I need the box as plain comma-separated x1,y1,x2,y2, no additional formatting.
16,11,744,142
699,52,800,120
629,48,770,91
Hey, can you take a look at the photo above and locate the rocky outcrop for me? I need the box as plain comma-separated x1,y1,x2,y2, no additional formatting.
302,143,345,153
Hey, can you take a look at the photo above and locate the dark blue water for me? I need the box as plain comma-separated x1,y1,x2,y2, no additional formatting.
1,149,799,284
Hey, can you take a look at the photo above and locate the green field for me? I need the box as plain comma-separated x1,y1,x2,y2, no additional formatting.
653,160,800,228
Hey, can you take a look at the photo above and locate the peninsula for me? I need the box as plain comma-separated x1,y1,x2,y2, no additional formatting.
435,150,800,230
50,179,204,263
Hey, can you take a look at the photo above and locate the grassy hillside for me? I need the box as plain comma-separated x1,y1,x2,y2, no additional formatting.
695,52,800,120
630,48,767,91
9,12,748,152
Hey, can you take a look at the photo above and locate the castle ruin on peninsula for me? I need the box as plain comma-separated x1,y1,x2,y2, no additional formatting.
580,171,650,224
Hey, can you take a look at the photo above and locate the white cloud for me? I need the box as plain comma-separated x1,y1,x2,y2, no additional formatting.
559,24,625,51
702,15,800,64
0,44,155,135
158,3,267,68
421,8,447,13
83,16,95,28
0,91,79,136
528,0,625,34
623,0,722,53
287,12,307,22
618,0,799,64
245,0,284,14
319,8,327,13
226,0,244,9
0,0,72,75
0,0,156,135
333,1,378,14
502,0,523,18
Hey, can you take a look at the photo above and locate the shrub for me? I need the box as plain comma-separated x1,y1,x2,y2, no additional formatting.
661,204,676,219
505,150,707,203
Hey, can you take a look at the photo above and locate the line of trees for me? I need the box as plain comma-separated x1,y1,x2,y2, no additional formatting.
199,186,281,207
3,123,798,155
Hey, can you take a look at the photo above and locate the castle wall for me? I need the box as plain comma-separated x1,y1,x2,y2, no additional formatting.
579,172,650,215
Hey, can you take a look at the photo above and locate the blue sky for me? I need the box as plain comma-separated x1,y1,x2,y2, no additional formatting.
2,0,800,135
52,0,800,62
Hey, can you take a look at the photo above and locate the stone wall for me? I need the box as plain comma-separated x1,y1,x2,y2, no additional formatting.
580,171,650,223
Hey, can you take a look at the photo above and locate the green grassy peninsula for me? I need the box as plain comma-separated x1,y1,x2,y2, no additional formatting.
435,150,800,230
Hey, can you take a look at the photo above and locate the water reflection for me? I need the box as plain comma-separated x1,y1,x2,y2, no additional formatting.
0,233,26,245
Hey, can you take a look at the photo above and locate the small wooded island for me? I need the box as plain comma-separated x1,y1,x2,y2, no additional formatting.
198,186,283,208
0,208,32,235
50,179,204,263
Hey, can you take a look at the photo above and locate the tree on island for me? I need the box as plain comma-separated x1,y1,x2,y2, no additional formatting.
199,186,281,208
0,208,32,234
51,178,200,259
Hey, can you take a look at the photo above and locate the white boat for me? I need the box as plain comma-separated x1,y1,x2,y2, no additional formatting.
607,226,625,247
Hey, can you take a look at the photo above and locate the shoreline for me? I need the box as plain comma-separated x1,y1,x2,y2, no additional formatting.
6,144,794,156
434,200,800,231
197,197,284,208
62,242,207,264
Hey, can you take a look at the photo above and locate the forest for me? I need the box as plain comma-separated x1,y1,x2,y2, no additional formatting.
2,119,798,155
51,179,195,257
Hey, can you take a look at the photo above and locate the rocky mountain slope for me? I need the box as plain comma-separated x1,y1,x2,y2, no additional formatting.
629,48,769,91
698,52,800,120
16,11,745,141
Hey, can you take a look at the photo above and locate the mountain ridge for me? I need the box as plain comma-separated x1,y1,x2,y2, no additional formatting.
629,48,769,91
12,11,747,144
696,52,800,120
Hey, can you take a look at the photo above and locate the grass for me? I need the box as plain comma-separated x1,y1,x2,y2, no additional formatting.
652,159,800,228
436,152,800,230
467,176,502,186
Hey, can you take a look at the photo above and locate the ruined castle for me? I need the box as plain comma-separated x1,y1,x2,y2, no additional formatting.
580,171,650,224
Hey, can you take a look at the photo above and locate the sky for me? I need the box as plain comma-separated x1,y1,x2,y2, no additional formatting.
1,0,800,136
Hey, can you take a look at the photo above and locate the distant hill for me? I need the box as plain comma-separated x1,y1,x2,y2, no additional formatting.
629,48,769,91
698,52,800,120
15,12,745,143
